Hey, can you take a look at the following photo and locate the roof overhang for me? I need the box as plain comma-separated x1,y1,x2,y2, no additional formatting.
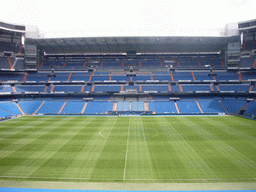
25,36,240,54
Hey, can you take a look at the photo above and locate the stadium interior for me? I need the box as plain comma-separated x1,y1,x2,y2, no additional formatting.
0,19,256,119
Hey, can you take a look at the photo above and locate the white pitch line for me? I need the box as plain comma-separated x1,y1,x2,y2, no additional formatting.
123,125,130,180
0,175,256,182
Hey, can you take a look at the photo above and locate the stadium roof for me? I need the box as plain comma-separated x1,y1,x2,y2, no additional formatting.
26,36,239,54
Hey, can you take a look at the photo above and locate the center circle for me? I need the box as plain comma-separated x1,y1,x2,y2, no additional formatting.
99,128,127,140
99,128,158,140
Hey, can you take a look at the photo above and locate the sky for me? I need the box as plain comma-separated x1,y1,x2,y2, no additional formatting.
0,0,256,38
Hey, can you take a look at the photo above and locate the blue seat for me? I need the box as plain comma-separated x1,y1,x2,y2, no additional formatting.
0,102,22,115
61,101,86,114
19,101,43,114
176,101,201,113
149,101,177,113
36,101,64,114
83,101,113,114
221,100,247,114
199,100,226,113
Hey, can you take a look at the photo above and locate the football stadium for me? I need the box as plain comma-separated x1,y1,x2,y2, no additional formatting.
1,2,256,192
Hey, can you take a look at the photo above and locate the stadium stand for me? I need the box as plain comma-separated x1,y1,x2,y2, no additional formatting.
0,109,13,118
51,85,82,93
176,100,201,113
83,101,113,114
61,101,87,114
240,56,256,67
18,101,44,114
218,84,250,92
0,42,19,53
0,21,255,118
13,59,25,69
0,57,11,69
198,100,226,113
0,102,22,115
244,101,256,116
221,100,247,114
36,101,65,114
15,85,46,92
149,101,177,114
0,85,14,92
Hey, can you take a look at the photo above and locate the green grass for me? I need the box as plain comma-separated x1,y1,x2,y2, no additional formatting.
0,115,256,183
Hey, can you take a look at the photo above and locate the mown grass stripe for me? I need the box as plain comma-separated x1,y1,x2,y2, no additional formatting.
2,116,82,177
78,117,118,178
155,117,206,179
145,117,184,179
123,118,130,180
89,117,124,180
164,118,211,178
196,117,256,168
1,116,256,182
59,116,100,178
0,116,61,159
185,116,256,178
126,117,157,180
28,117,98,178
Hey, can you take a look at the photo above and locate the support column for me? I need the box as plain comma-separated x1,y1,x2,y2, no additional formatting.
88,72,94,83
219,101,229,113
7,57,13,69
81,102,88,114
216,85,220,91
174,101,180,114
253,57,256,68
33,101,45,115
221,60,224,67
210,85,214,91
112,102,117,111
169,71,174,82
58,99,68,114
198,60,201,67
44,86,48,92
145,102,149,111
24,73,27,82
12,86,16,93
81,85,85,92
67,73,72,81
91,85,95,92
50,86,54,92
168,85,172,91
192,72,196,81
195,97,204,113
179,85,183,92
16,103,25,115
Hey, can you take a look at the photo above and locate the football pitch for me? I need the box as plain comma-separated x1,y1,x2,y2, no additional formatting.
0,115,256,183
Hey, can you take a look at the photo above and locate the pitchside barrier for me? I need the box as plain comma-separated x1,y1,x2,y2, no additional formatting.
40,112,221,116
